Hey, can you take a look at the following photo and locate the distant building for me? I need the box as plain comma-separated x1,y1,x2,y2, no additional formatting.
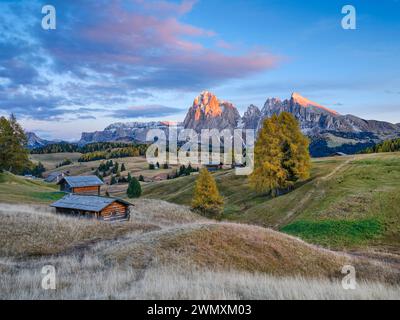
57,175,104,196
331,152,347,157
51,194,131,221
44,171,69,183
204,163,223,172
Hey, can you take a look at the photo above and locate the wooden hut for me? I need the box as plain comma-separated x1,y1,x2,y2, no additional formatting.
57,176,103,195
51,194,131,221
44,171,69,183
204,163,223,172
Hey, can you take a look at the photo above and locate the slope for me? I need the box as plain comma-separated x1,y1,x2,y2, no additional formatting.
143,153,400,250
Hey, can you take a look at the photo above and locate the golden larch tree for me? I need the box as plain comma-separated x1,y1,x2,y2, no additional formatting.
192,168,224,218
250,112,311,196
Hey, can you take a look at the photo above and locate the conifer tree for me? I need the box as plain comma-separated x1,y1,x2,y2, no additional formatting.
250,112,310,196
0,114,30,173
121,163,126,172
191,168,224,218
127,176,142,198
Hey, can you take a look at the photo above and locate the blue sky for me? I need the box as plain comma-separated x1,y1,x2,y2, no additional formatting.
0,0,399,140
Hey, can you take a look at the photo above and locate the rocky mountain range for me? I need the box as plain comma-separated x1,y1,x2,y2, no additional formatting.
28,91,400,156
78,121,181,145
25,132,53,149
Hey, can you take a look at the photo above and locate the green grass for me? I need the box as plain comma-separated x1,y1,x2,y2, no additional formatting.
143,153,400,250
143,157,345,226
281,219,383,248
0,172,64,204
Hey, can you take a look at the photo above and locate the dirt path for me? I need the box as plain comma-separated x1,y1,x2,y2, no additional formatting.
278,157,355,226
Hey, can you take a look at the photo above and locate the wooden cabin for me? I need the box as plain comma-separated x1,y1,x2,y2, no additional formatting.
204,163,223,172
51,194,131,221
57,176,103,195
44,171,69,183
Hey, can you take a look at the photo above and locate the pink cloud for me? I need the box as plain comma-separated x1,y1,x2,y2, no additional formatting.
47,0,280,89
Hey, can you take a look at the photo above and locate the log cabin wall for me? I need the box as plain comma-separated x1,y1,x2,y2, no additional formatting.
100,202,128,221
55,207,96,217
72,186,100,195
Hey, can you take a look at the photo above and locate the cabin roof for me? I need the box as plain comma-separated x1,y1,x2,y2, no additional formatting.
45,171,67,182
50,194,131,212
57,175,104,187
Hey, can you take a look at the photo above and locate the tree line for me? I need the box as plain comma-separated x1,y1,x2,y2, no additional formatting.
360,138,400,154
31,141,148,155
78,146,147,162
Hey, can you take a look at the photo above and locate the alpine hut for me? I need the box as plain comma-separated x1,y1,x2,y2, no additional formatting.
51,194,131,221
57,175,103,195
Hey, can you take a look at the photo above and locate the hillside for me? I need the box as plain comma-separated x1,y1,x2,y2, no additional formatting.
1,200,399,299
143,153,400,251
0,172,64,204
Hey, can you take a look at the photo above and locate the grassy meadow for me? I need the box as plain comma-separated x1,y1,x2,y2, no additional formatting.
0,201,399,299
143,153,400,251
1,152,400,299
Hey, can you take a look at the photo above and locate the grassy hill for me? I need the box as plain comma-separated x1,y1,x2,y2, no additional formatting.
0,172,64,204
143,153,400,251
1,200,399,299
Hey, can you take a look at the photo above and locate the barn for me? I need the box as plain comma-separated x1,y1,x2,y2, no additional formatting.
57,176,103,195
51,194,131,221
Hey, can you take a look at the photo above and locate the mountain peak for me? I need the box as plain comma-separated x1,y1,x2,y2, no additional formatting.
193,91,221,120
291,92,339,115
184,91,240,131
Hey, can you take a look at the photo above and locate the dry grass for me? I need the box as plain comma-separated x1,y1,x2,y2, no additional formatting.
0,201,399,300
0,203,157,257
130,199,205,227
1,260,399,300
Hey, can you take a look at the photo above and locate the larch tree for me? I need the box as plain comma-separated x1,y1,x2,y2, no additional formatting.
191,168,224,218
250,112,311,196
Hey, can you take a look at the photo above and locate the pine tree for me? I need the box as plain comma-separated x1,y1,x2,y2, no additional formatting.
0,115,31,173
127,176,142,198
112,162,119,174
191,168,224,218
250,112,311,196
121,163,126,172
110,175,117,185
127,172,132,183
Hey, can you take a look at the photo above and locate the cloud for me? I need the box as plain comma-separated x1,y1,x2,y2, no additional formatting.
109,105,182,119
0,0,280,120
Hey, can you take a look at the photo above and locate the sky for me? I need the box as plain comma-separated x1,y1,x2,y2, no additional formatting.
0,0,399,140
